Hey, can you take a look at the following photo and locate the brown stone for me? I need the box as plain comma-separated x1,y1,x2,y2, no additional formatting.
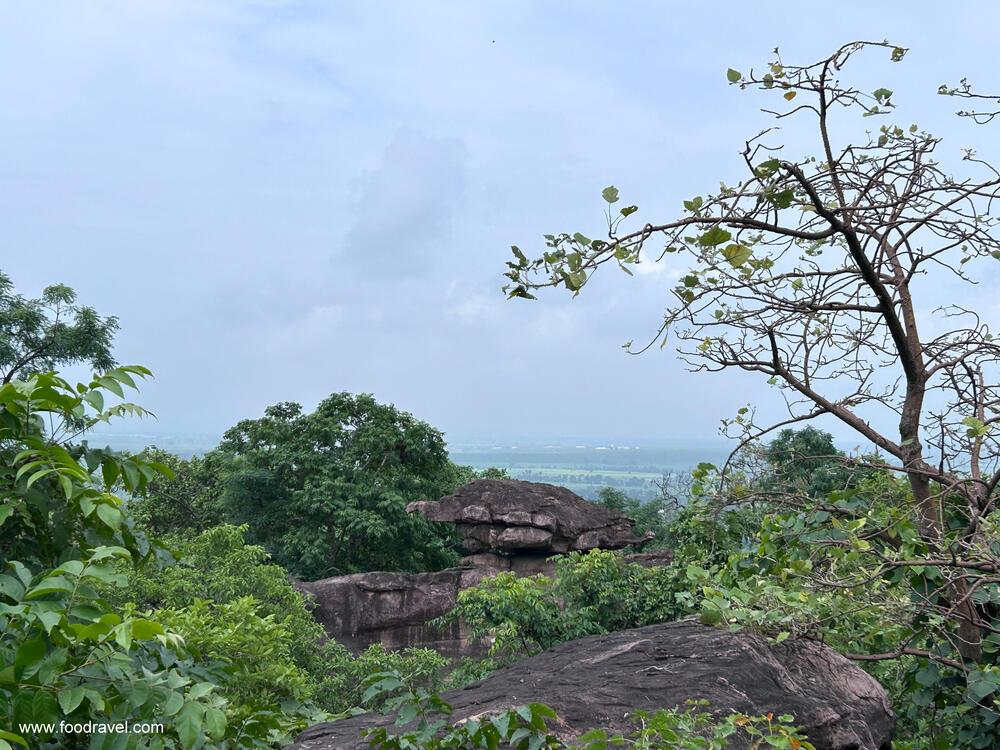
407,479,655,555
290,621,894,750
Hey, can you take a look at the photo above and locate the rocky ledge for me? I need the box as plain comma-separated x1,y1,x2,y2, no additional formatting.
290,620,894,750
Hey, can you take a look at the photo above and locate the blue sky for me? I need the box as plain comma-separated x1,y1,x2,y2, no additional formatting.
2,1,998,443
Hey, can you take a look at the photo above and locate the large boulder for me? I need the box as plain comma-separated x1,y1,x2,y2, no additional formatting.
295,563,506,657
290,621,894,750
407,479,654,555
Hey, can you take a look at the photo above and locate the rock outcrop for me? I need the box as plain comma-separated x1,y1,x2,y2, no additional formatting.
298,479,667,655
407,479,654,555
290,621,895,750
296,563,504,657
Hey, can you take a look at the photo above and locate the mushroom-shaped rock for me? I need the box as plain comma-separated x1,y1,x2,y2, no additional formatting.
407,479,654,555
290,621,895,750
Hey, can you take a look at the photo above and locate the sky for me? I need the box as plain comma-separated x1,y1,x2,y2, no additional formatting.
2,1,999,445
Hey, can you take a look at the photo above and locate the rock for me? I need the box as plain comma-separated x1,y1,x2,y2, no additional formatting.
296,564,505,657
290,621,894,750
407,479,655,555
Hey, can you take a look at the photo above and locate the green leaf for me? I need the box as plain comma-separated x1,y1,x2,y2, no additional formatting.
783,90,796,101
962,416,988,438
697,226,732,247
915,664,940,687
101,461,119,489
131,618,164,640
0,730,27,748
873,87,893,103
14,634,46,678
755,158,781,177
25,575,75,599
188,682,215,700
162,691,184,717
58,686,85,714
204,707,227,740
722,244,753,267
699,609,723,626
96,503,122,529
176,701,204,748
0,505,13,528
726,68,742,83
601,186,620,204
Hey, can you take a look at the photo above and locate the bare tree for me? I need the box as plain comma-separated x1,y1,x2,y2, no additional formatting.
505,41,1000,669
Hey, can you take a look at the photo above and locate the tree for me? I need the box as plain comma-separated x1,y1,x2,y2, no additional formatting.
0,270,118,382
127,448,227,536
595,486,670,547
505,41,1000,740
757,426,870,499
216,393,464,579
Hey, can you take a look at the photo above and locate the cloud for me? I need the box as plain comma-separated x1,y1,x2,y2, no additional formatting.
338,129,466,280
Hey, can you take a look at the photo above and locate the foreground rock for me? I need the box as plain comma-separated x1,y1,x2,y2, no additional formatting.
407,479,654,555
291,621,894,750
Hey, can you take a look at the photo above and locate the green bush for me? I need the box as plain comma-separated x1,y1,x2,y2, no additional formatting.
117,523,326,673
0,369,287,749
117,522,451,720
312,643,449,714
442,550,691,660
154,597,317,713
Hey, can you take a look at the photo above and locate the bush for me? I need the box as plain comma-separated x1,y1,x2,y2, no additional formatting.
312,643,449,714
0,369,289,749
118,524,326,672
443,550,691,660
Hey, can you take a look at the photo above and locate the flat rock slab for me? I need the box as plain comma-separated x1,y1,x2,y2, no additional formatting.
291,621,894,750
407,479,653,554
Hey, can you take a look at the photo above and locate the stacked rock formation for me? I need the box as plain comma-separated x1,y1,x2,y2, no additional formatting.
406,479,655,555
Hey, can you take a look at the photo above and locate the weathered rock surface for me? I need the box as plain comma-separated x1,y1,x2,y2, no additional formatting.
296,563,505,657
290,621,894,750
407,479,655,554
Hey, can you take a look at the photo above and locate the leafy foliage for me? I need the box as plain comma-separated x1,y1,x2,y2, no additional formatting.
126,449,226,537
441,550,691,660
0,369,269,749
313,644,449,715
756,427,872,500
214,394,465,580
116,522,448,721
595,488,671,548
0,271,118,383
